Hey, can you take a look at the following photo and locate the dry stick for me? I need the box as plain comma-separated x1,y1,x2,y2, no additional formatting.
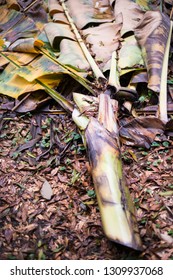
59,0,106,82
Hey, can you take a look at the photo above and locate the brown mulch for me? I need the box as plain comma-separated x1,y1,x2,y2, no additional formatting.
0,106,173,260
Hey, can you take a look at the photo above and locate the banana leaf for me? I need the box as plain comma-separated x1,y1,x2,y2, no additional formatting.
8,38,44,53
134,10,172,122
0,61,62,98
82,19,122,70
0,9,23,33
6,0,20,11
0,52,38,66
48,0,63,16
52,13,69,24
112,0,145,36
19,0,48,23
118,35,144,69
134,11,170,93
1,0,170,251
119,116,165,148
2,12,38,45
65,0,114,29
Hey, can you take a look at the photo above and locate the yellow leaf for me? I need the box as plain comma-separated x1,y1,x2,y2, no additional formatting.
0,63,62,98
0,38,5,48
16,55,66,82
8,38,44,53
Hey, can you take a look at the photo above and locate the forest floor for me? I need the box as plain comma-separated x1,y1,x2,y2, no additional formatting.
0,104,173,260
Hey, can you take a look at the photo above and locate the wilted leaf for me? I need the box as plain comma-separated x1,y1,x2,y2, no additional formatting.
44,22,75,49
160,233,173,244
20,223,38,232
0,53,9,67
0,59,63,99
23,0,48,23
17,0,33,9
120,117,165,148
118,35,144,69
48,0,63,17
58,39,90,70
129,70,148,84
165,119,173,136
66,0,114,30
0,9,23,35
14,91,51,113
53,13,69,24
113,0,144,36
0,52,39,68
82,18,122,69
159,191,173,196
4,13,38,46
15,136,42,153
41,180,53,200
6,0,20,11
15,55,66,82
0,63,42,98
135,11,170,92
8,38,44,53
44,22,90,70
4,228,13,243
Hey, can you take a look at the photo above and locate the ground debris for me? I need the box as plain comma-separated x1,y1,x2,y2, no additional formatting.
0,110,172,260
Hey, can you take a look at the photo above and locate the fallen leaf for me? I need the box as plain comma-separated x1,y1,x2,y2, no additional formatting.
120,117,165,148
113,0,144,36
41,180,53,200
135,11,170,92
160,233,173,244
159,191,173,197
66,0,114,29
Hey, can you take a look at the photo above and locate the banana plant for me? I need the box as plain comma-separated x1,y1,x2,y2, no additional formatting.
1,0,172,250
57,1,142,249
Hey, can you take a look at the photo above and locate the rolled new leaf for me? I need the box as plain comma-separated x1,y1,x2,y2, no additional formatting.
85,117,142,250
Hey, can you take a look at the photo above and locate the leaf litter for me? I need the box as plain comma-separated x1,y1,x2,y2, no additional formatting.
0,101,173,260
0,0,173,260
